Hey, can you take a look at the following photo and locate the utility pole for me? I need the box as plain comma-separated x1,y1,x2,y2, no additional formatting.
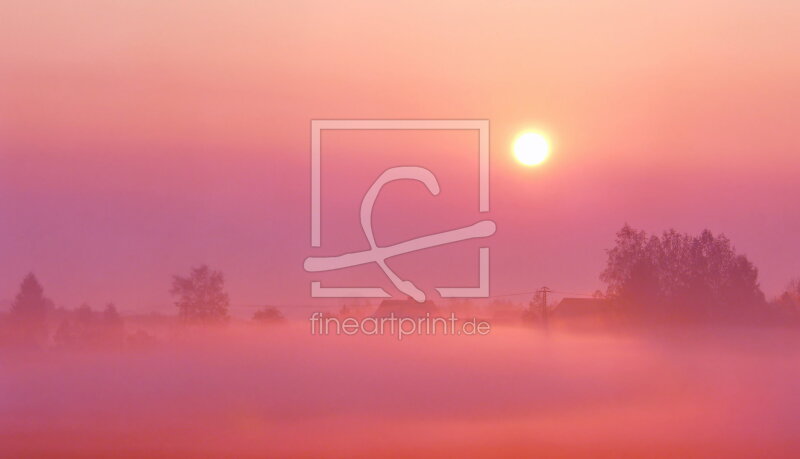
538,286,552,329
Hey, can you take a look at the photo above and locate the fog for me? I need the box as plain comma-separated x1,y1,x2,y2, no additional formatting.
3,322,800,457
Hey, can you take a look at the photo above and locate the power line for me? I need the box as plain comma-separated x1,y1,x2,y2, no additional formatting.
550,290,598,297
486,288,596,299
254,287,600,309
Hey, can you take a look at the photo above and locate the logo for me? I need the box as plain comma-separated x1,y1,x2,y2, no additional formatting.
304,120,495,302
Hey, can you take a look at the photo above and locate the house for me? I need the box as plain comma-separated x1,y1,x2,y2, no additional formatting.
551,298,614,327
372,297,439,318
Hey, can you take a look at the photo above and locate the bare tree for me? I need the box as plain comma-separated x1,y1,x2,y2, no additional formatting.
171,265,230,322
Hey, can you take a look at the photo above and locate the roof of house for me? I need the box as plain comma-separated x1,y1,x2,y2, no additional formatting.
372,297,438,318
553,298,611,318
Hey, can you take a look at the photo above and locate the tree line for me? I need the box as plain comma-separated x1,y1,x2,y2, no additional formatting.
600,224,798,322
0,266,283,348
2,224,799,347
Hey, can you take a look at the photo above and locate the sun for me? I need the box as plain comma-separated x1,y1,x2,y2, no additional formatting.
513,132,550,166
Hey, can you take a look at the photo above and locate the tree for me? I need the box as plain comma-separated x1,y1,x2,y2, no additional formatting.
75,303,94,323
55,302,125,349
600,225,765,320
253,306,285,324
171,265,230,322
10,273,52,343
522,290,550,326
775,279,800,316
103,303,123,327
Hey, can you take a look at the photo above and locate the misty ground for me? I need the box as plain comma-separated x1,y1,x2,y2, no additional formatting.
2,322,800,458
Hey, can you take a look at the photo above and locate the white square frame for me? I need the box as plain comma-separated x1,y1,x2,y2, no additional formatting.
310,119,490,298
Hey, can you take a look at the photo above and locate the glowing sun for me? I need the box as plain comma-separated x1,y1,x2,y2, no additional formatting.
513,132,550,166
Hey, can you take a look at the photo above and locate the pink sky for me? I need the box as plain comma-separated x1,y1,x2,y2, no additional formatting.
1,1,799,313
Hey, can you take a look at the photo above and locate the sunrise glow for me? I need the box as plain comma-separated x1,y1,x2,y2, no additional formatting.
513,132,550,166
3,1,800,457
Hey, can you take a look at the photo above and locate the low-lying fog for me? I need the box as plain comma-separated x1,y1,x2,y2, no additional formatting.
3,322,800,457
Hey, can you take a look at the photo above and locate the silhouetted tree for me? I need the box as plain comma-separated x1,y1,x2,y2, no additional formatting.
601,225,765,320
53,319,76,348
75,303,94,323
522,290,550,325
55,302,126,349
253,306,285,324
774,279,800,317
103,303,123,327
55,304,95,349
10,273,52,344
127,329,157,349
102,303,125,346
171,265,230,322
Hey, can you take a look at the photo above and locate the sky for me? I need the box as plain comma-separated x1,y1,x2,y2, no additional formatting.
1,0,799,313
